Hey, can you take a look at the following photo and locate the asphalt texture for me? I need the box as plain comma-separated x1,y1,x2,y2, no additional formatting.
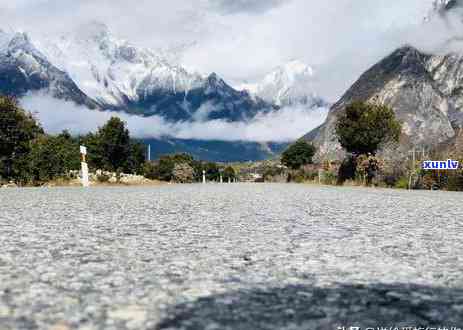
0,184,462,330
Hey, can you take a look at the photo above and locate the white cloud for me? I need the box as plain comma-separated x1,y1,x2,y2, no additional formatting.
20,93,328,142
3,0,463,102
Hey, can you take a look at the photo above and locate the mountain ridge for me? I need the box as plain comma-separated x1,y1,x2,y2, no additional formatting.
303,45,463,158
239,60,327,108
0,23,277,123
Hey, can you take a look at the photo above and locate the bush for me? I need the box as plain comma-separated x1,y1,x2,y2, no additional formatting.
223,166,236,182
323,171,337,185
447,171,463,191
143,162,158,180
337,155,357,185
394,177,409,189
97,173,111,183
172,163,194,183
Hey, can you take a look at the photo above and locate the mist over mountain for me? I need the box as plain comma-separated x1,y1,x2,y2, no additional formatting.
4,1,463,161
0,21,328,161
1,23,279,123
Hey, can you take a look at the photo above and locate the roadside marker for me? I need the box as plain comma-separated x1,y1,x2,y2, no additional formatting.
80,145,90,188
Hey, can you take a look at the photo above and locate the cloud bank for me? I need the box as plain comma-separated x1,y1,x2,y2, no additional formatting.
20,93,328,143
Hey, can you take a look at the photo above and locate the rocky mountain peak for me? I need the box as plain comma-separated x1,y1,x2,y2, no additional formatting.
240,59,325,108
206,72,227,89
305,45,461,158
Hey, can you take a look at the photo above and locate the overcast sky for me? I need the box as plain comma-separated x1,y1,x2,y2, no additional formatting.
1,0,461,101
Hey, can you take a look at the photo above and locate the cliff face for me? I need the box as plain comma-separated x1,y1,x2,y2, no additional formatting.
304,46,463,158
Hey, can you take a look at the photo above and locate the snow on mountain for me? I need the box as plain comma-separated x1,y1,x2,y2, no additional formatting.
36,22,204,108
0,29,99,108
239,60,326,108
0,22,273,122
425,0,463,20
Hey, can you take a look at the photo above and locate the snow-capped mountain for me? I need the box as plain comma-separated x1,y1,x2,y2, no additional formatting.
0,22,273,122
36,22,204,108
240,60,327,108
0,29,99,109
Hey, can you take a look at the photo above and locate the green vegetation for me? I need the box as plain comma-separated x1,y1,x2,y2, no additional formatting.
141,153,228,183
0,96,43,184
335,101,401,184
0,96,145,185
335,101,401,155
223,166,236,182
281,140,316,170
26,131,81,184
81,117,145,175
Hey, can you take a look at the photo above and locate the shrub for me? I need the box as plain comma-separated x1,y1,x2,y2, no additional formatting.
337,155,357,185
172,163,194,183
395,177,409,189
97,173,111,183
323,171,337,185
143,162,158,180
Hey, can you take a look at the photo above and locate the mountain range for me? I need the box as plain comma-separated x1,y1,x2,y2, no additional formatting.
0,22,324,161
0,22,275,122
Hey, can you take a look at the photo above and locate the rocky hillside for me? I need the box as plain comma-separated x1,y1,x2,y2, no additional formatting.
304,0,463,159
304,46,463,158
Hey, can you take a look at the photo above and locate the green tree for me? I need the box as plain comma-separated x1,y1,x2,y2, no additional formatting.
0,96,43,183
334,101,401,184
97,117,132,172
156,156,176,181
335,101,401,155
80,132,105,170
126,141,146,175
191,160,205,182
171,153,194,164
223,166,236,181
27,131,80,183
82,117,145,174
205,162,220,181
281,140,316,170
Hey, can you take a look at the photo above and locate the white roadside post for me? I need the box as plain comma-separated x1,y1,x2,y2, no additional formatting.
80,145,90,187
202,170,206,184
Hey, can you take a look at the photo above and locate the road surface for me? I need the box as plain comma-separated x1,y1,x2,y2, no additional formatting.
1,184,462,329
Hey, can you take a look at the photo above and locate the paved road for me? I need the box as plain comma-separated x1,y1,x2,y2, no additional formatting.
0,184,462,330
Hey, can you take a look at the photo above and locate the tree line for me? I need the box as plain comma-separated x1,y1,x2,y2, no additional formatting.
0,96,147,185
0,95,237,185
